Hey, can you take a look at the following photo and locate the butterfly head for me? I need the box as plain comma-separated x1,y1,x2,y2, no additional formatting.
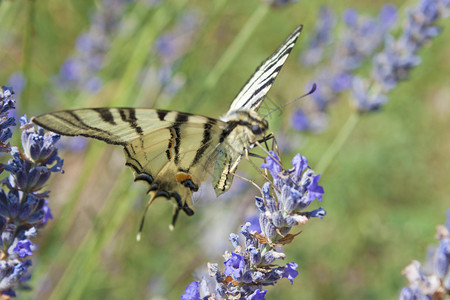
249,119,268,139
221,110,268,148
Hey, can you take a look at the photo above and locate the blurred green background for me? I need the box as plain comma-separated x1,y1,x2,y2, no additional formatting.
1,0,449,299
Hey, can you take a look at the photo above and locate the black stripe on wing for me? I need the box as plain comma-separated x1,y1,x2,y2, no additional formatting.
227,25,303,113
94,108,116,125
173,113,189,165
33,110,126,146
191,118,217,166
119,108,144,136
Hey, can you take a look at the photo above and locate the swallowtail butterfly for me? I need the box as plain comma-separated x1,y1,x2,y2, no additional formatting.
32,25,303,232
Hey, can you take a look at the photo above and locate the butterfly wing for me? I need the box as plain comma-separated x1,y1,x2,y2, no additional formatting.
226,25,303,113
31,25,304,227
32,108,227,224
32,108,196,145
213,26,303,195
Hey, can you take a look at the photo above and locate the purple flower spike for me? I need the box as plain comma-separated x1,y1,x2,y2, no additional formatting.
224,252,245,280
343,9,359,27
310,207,327,219
246,214,262,234
446,209,450,231
291,108,310,131
0,87,16,153
13,240,35,258
331,72,353,92
379,4,398,28
300,6,335,66
291,153,309,179
248,289,267,299
307,175,325,202
0,85,63,296
400,210,450,297
261,0,298,7
181,281,201,300
260,151,282,178
184,152,325,298
283,262,299,285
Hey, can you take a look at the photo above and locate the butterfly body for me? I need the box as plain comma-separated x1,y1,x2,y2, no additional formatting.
32,25,303,227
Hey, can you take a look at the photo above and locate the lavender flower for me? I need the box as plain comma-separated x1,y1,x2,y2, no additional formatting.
56,0,130,93
55,0,201,109
300,7,335,66
260,0,298,7
339,5,397,70
7,73,26,96
399,210,450,299
181,281,201,300
0,86,63,297
282,262,299,285
0,87,16,155
248,289,267,299
224,253,245,280
356,0,450,112
290,108,310,131
181,151,325,299
293,4,399,131
152,11,201,97
294,0,448,130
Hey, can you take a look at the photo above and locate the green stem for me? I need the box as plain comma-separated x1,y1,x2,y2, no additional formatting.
203,5,269,90
49,144,105,242
111,2,186,106
48,170,137,300
21,0,36,111
185,4,269,111
315,112,360,174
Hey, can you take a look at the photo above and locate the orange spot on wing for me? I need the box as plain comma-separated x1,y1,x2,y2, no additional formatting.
175,173,198,189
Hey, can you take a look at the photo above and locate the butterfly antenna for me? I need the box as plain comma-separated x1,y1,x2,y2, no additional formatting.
262,95,281,117
136,193,157,241
262,83,317,119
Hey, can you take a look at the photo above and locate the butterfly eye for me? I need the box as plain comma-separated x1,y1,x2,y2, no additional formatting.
251,124,263,135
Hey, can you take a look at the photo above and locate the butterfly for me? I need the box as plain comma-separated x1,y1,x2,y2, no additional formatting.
32,25,303,233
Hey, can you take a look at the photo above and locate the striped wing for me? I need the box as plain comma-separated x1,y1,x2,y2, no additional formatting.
31,25,304,228
215,26,303,195
32,108,220,146
226,25,303,113
32,108,227,224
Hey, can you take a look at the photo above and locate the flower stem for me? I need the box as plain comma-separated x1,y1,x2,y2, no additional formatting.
21,0,36,111
185,4,269,111
203,5,269,89
315,112,360,174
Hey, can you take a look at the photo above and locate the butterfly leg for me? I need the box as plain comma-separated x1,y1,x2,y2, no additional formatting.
244,148,274,185
253,133,273,151
248,133,280,165
251,133,279,157
244,145,282,194
255,133,279,155
260,133,274,151
247,152,266,160
247,134,274,160
270,133,279,153
256,132,279,152
230,171,261,190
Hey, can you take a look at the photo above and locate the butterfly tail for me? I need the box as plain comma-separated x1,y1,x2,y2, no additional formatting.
136,192,159,241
